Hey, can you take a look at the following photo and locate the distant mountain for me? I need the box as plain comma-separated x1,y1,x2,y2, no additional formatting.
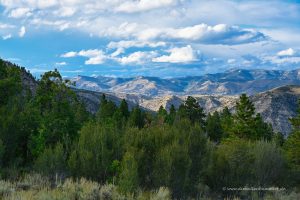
71,69,300,97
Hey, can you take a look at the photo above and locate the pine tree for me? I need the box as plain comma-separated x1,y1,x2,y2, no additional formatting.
178,96,206,128
128,106,145,129
119,99,129,119
232,94,273,140
220,107,233,138
166,104,176,125
206,111,223,142
284,100,300,172
157,105,168,123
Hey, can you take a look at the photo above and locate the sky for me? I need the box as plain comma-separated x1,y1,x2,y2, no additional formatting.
0,0,300,78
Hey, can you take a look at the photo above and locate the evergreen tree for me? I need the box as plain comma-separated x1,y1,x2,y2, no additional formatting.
220,107,233,138
178,96,206,128
119,99,129,119
119,151,139,193
157,105,168,123
206,111,223,142
232,94,273,140
165,104,176,125
97,94,117,121
128,106,145,129
284,100,300,173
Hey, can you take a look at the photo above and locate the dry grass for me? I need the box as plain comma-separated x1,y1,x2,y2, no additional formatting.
0,174,298,200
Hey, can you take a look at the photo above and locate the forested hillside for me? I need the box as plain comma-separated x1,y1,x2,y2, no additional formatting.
0,59,299,199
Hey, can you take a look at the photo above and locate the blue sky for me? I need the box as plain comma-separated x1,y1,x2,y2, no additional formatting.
0,0,300,78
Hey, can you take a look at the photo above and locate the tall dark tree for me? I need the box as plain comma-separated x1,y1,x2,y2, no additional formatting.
166,104,176,125
119,99,130,119
206,111,223,143
157,105,168,123
220,107,233,138
178,96,206,128
232,94,273,140
128,106,145,129
284,100,300,173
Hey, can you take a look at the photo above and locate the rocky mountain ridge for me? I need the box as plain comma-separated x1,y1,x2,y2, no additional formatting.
71,69,300,96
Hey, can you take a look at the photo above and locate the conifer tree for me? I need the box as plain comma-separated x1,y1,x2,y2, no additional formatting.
206,111,223,142
232,94,273,140
178,96,206,128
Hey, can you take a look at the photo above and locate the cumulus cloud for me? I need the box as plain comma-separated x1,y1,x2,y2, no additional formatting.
61,49,106,65
9,8,32,18
53,7,76,17
115,0,179,13
108,40,166,49
138,24,266,45
18,26,26,37
111,48,125,57
277,48,295,56
0,23,15,29
153,45,197,63
2,34,12,40
117,51,157,65
55,62,67,66
61,51,77,58
101,23,266,45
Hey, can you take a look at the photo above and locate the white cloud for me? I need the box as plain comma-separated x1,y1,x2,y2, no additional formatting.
137,24,266,45
61,51,77,57
115,0,179,13
111,48,125,57
108,40,166,49
61,49,106,65
0,23,15,29
55,62,67,66
277,48,295,56
18,26,26,37
227,59,236,64
153,45,197,63
9,8,32,18
118,51,157,65
54,7,76,17
2,34,12,40
265,56,300,64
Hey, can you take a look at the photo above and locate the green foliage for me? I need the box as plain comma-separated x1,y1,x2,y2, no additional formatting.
128,106,145,129
284,131,300,171
286,100,300,173
34,143,66,177
157,105,167,123
68,121,121,182
0,63,299,199
205,139,287,195
165,104,176,125
231,94,273,140
206,111,223,142
220,107,233,137
119,151,139,193
178,96,206,128
252,141,286,187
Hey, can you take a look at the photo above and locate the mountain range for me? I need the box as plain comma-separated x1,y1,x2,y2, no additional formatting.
69,68,300,136
71,68,300,97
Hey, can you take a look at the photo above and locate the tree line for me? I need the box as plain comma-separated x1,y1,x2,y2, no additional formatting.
0,60,299,199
